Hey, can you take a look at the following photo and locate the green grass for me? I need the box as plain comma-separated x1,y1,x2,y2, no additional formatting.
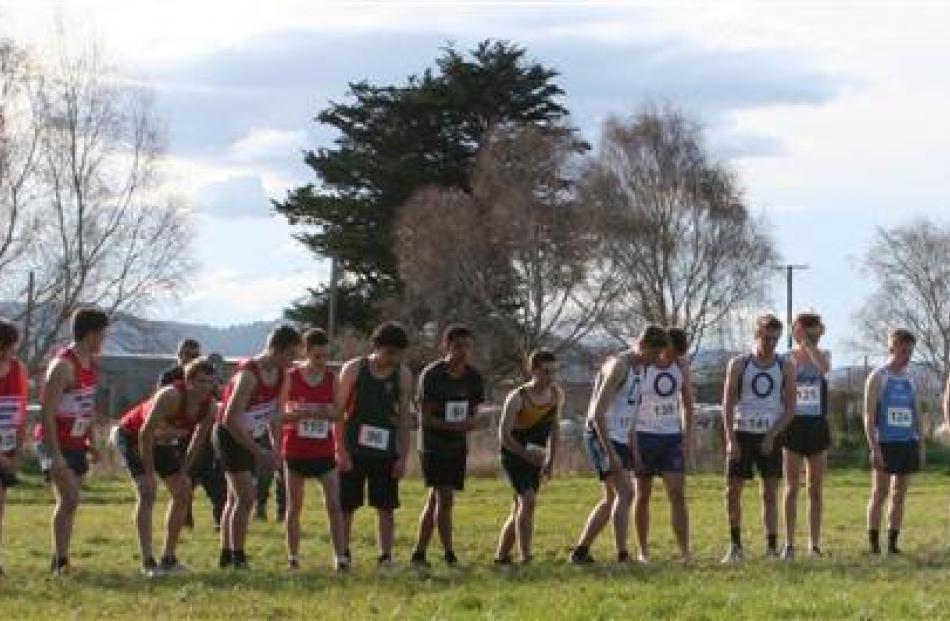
4,469,950,619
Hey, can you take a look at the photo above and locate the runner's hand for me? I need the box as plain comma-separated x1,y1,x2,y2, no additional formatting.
606,447,622,474
869,445,885,470
392,457,407,479
761,433,775,455
542,456,554,480
726,438,739,462
51,453,68,474
526,450,545,468
255,447,276,472
336,448,353,473
140,471,158,496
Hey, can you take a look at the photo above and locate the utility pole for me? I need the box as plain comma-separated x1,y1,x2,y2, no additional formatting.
773,264,809,349
22,270,34,364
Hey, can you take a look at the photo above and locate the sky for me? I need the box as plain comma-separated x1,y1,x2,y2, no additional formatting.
3,0,949,366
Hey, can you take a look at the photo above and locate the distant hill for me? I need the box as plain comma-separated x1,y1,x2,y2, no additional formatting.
0,301,278,358
107,317,279,357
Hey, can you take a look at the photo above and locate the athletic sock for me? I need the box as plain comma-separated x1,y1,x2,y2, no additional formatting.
730,526,742,548
767,533,777,552
887,529,900,552
868,529,881,553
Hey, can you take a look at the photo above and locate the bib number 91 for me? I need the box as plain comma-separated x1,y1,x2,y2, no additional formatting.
358,424,390,450
445,401,469,423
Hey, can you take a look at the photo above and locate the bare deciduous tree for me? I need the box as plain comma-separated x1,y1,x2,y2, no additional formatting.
586,105,776,349
4,36,191,365
0,38,42,275
855,219,950,379
396,124,617,375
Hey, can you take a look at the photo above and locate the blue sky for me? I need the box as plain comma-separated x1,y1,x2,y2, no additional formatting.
4,1,949,367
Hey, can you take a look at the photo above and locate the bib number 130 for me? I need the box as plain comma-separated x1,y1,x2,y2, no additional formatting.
298,419,329,439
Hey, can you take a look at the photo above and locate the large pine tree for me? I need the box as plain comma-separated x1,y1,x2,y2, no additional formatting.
275,40,572,332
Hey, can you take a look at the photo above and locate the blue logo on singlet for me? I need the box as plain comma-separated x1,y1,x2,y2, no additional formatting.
751,373,775,398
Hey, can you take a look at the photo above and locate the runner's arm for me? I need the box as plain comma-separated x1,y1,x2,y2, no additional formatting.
396,365,413,463
333,360,358,458
269,373,286,462
40,358,72,466
863,369,882,448
140,387,178,477
499,390,533,461
183,401,214,474
221,370,262,454
679,360,695,459
588,357,627,465
768,357,798,439
721,356,742,446
544,385,564,476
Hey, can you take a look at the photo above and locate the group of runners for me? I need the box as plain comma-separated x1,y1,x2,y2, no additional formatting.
0,306,939,575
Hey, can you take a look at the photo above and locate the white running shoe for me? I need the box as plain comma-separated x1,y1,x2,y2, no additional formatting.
721,544,743,564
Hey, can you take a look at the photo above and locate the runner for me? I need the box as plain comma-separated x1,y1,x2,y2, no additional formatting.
335,322,413,568
781,312,832,559
158,339,226,532
569,326,666,564
279,328,346,570
0,318,28,576
115,358,217,576
633,327,695,563
721,314,796,563
865,328,922,556
40,307,109,575
495,349,563,565
410,324,485,568
214,325,301,569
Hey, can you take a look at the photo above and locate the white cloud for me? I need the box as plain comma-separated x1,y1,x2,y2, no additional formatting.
229,127,307,163
178,268,327,324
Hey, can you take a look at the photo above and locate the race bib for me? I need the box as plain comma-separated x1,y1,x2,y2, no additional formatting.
0,397,21,419
445,401,469,423
652,401,678,418
298,419,329,439
796,384,821,408
251,417,269,439
0,428,16,451
358,424,390,450
887,407,913,428
737,413,770,433
614,414,633,433
525,442,546,455
70,416,92,438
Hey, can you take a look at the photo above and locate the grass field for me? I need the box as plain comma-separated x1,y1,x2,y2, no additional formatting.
4,468,950,619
